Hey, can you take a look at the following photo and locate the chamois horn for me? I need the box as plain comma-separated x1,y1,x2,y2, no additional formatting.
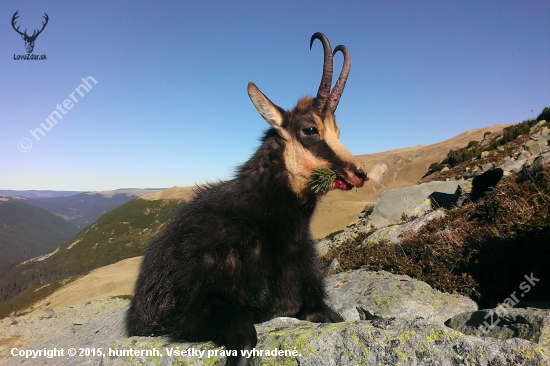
327,44,351,113
310,32,333,112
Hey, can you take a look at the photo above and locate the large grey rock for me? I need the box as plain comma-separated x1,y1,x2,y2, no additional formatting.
103,317,549,365
366,181,466,228
363,209,445,244
325,269,476,323
500,158,527,175
3,273,549,366
316,230,356,256
446,308,550,348
525,151,550,174
1,297,129,365
531,126,550,141
524,140,548,156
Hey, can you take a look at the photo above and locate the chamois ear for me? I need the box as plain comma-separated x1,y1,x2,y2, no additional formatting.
247,82,290,140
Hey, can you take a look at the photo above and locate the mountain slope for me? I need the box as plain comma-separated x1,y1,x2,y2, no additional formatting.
0,198,184,318
0,200,80,265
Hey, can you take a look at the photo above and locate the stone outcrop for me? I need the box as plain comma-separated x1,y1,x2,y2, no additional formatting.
2,270,548,365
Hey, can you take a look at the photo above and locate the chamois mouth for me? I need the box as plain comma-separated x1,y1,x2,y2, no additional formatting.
331,173,354,191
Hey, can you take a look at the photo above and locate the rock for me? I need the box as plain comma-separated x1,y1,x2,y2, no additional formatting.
36,308,56,320
445,307,550,348
362,202,376,216
104,316,549,365
316,230,356,256
327,258,340,272
325,269,476,323
1,298,129,365
368,162,389,184
500,158,527,174
365,181,466,228
363,209,445,244
481,151,490,158
530,120,547,133
481,162,494,172
315,239,333,256
525,151,550,174
524,140,548,156
531,126,550,141
4,272,550,366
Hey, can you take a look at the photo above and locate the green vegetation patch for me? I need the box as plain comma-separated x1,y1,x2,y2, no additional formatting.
310,167,337,194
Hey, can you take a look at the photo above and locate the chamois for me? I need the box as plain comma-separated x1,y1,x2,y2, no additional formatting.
126,32,368,366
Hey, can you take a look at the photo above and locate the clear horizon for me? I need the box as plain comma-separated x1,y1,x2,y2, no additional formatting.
1,1,549,190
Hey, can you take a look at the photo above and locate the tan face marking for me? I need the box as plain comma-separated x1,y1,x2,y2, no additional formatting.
323,113,357,166
283,111,366,199
283,137,328,199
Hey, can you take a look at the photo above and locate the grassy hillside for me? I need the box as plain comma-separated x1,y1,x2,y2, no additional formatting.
0,200,80,265
0,198,184,318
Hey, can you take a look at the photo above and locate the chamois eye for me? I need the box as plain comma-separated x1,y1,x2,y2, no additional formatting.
302,127,319,136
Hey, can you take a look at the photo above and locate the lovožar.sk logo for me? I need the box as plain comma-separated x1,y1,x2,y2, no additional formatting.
12,10,48,60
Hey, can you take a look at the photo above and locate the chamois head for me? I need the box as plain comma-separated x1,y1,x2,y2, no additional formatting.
248,32,368,199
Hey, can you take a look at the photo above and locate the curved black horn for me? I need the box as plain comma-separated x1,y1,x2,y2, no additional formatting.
310,32,333,112
327,45,351,113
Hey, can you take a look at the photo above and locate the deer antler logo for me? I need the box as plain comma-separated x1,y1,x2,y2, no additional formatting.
12,11,49,54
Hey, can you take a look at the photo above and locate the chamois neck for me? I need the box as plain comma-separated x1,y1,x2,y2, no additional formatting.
235,130,318,220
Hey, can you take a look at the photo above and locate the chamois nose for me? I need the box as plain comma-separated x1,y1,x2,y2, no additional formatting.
354,168,368,182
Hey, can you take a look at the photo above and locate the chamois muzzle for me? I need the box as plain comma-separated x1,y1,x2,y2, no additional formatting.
336,166,368,191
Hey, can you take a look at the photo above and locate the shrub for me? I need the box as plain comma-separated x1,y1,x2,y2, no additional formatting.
442,144,482,168
428,162,448,173
467,140,480,149
537,106,550,122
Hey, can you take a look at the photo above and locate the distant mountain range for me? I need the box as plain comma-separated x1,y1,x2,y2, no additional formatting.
0,189,162,228
0,190,84,198
0,199,80,265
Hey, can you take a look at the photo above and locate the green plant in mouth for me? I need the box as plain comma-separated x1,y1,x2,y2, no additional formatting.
310,167,337,194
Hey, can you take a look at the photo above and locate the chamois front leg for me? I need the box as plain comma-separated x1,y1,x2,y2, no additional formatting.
297,274,343,323
303,304,343,323
221,315,257,366
174,299,257,366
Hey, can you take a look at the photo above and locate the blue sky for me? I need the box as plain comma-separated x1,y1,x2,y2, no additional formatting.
1,1,548,191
